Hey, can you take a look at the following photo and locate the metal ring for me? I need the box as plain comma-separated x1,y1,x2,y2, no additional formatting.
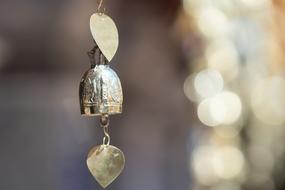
100,114,110,126
102,135,110,145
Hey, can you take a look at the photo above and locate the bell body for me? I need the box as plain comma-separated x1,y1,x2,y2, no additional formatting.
80,65,123,116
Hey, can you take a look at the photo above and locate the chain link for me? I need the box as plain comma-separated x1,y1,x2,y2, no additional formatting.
100,114,110,145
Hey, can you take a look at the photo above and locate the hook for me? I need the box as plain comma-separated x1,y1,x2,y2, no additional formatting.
100,114,110,145
87,45,98,68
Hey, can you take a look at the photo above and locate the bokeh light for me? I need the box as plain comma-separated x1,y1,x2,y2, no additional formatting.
197,91,242,127
195,7,230,39
251,76,285,125
210,91,242,125
198,98,220,127
206,40,239,82
194,69,224,99
192,146,219,185
179,0,285,189
184,74,200,102
212,146,244,179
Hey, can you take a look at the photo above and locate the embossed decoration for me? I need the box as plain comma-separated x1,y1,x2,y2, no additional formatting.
87,145,125,188
90,13,119,62
79,65,123,116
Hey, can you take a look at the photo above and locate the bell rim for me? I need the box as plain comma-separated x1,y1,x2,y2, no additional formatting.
81,105,122,117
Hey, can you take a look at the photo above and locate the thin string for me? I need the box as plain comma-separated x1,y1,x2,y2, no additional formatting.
97,0,106,14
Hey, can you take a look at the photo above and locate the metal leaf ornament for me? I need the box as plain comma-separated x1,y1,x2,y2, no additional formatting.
87,145,125,188
90,13,119,62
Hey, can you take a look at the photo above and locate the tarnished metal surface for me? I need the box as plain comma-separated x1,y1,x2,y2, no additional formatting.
87,145,125,188
79,65,123,116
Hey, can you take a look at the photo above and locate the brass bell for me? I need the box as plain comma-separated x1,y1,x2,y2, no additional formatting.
79,48,123,116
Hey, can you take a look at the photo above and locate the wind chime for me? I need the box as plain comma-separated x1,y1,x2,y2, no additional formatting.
79,0,125,188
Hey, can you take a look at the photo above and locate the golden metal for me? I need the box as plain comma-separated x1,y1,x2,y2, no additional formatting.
90,13,119,62
87,145,125,188
79,65,123,116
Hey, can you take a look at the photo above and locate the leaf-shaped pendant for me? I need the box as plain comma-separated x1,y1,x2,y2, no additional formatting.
87,145,125,188
90,13,119,62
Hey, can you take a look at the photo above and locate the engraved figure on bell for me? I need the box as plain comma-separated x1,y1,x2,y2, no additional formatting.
79,65,123,116
84,78,96,104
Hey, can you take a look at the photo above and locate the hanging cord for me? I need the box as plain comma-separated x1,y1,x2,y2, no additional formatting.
97,0,106,14
100,114,110,145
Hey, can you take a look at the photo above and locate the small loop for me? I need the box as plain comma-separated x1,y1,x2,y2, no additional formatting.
102,134,110,145
100,114,110,126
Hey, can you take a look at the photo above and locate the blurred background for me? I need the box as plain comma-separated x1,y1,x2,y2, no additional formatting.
0,0,285,190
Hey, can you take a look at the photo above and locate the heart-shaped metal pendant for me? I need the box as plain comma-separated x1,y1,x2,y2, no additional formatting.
87,145,125,188
90,13,119,62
